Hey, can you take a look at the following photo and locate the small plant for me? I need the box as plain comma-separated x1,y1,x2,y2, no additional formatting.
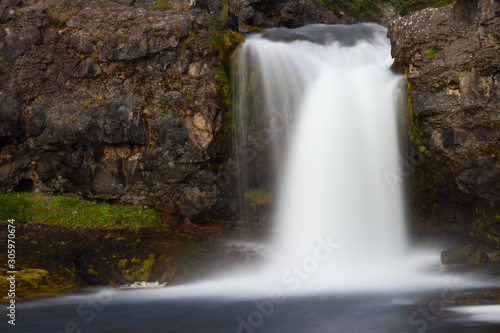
58,16,68,26
153,0,173,11
424,48,437,59
245,188,270,210
479,145,500,161
90,48,99,61
115,32,129,39
455,72,461,78
182,32,199,47
82,96,103,108
48,7,69,28
82,99,93,107
153,31,163,37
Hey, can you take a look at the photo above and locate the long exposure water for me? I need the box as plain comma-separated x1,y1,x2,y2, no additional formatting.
2,24,499,333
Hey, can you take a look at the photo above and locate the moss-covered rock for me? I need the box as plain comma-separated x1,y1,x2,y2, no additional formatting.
0,221,211,300
0,268,77,299
441,244,475,265
123,254,155,282
468,252,489,265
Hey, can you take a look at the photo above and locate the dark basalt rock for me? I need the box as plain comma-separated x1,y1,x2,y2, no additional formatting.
468,251,489,265
230,0,355,28
388,0,500,248
441,244,476,265
0,222,212,297
0,0,237,222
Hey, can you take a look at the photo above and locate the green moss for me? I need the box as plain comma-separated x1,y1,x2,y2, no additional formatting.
90,48,99,61
479,144,500,161
245,188,270,211
118,259,127,268
0,192,166,229
153,0,173,11
82,99,93,107
181,32,199,47
424,48,437,59
47,7,69,28
0,269,77,300
241,24,263,33
405,67,423,147
124,254,155,281
211,30,244,110
207,1,244,143
82,95,104,108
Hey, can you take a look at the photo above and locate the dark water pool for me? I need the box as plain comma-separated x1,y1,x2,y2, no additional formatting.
2,289,499,333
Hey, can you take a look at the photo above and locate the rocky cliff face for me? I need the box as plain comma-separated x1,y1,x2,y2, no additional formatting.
0,0,234,222
388,0,500,247
0,0,346,224
231,0,349,28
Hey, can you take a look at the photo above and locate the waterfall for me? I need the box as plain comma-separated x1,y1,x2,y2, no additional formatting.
230,23,438,292
145,24,447,298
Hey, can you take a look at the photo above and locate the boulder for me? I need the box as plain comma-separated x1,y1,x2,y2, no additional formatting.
441,244,476,265
467,251,489,265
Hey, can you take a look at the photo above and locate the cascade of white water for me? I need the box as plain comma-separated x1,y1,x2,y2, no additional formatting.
230,23,437,292
145,24,467,298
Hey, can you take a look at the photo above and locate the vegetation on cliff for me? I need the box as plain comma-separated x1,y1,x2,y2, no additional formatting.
209,0,244,110
0,192,164,229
